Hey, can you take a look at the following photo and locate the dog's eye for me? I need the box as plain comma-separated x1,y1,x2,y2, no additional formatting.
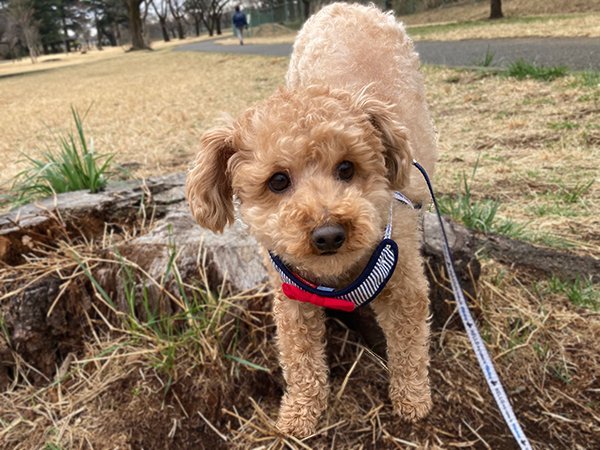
336,161,355,181
268,172,291,193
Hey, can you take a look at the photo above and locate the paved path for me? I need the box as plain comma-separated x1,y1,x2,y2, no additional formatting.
175,37,600,71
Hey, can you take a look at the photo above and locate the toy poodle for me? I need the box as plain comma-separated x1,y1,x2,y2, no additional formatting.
186,2,437,437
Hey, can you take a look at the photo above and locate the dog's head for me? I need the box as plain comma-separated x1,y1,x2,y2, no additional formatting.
186,86,413,279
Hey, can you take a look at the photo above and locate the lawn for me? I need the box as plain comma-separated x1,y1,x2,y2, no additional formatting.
2,45,597,255
407,13,600,40
0,8,599,450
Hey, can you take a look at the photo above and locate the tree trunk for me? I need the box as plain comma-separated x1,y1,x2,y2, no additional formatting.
193,16,200,36
114,23,122,46
490,0,503,19
200,12,212,36
8,0,39,63
176,19,185,39
61,8,70,53
106,28,117,47
215,13,222,35
302,0,310,21
127,0,148,50
3,173,599,380
150,0,170,42
94,13,103,50
159,17,170,42
22,26,39,63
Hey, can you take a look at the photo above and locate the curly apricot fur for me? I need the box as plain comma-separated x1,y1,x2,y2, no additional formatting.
186,3,437,437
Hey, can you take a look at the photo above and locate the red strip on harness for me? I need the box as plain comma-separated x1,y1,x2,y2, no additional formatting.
282,283,356,312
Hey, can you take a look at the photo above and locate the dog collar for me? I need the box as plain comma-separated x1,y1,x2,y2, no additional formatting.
269,191,416,311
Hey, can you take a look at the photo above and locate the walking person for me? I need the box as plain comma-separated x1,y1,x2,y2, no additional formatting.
233,5,248,45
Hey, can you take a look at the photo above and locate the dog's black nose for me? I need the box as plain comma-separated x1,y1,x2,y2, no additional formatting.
311,224,346,253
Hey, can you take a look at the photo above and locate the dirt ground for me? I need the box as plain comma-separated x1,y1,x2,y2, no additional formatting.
1,261,598,449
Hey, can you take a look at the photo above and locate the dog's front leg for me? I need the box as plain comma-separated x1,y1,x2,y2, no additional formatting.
273,294,329,437
371,278,432,422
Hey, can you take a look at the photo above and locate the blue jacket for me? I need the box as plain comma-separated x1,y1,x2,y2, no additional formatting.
233,11,248,28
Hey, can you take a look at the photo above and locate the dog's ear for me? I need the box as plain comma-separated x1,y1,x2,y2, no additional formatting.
355,94,413,190
185,124,236,233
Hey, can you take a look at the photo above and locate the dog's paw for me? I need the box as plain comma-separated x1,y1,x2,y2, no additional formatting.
276,400,322,438
391,387,432,423
276,414,318,438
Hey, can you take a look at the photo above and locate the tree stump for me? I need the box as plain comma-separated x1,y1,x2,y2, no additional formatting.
3,173,596,381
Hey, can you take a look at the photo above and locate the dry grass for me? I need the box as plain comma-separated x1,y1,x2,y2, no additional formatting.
203,12,600,46
0,35,211,78
0,235,598,449
1,48,597,255
400,0,600,40
408,13,600,40
401,0,600,25
426,66,599,255
0,49,288,189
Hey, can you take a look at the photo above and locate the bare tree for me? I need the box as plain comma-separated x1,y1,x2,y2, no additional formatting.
490,0,503,19
202,0,227,36
0,8,21,60
125,0,148,50
167,0,185,39
184,0,203,36
150,0,169,41
212,0,227,35
7,0,39,62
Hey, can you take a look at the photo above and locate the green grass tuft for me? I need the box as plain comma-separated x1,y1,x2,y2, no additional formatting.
478,46,495,67
10,106,114,206
547,276,599,311
575,71,600,88
44,444,64,450
557,180,594,204
437,156,525,238
506,59,568,81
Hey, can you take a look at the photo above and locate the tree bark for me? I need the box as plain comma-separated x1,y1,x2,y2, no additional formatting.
126,0,148,50
490,0,503,19
61,8,70,53
302,0,310,21
159,17,170,42
150,0,170,42
167,0,186,40
8,0,39,63
94,12,103,50
215,13,222,35
193,16,201,36
22,25,39,63
176,19,185,39
2,173,596,282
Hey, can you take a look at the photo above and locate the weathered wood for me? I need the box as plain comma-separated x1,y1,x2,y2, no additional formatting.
96,207,270,317
474,234,599,283
0,173,186,265
2,172,594,281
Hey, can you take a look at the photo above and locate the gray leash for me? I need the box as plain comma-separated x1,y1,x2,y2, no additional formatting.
413,160,532,450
